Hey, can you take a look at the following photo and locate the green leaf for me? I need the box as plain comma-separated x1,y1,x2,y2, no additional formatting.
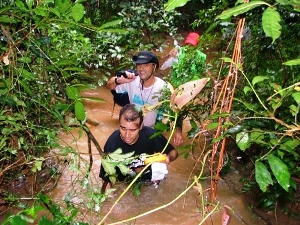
164,0,190,11
16,68,36,80
292,92,300,104
26,0,33,9
255,161,273,192
17,57,32,63
276,0,300,12
216,1,269,20
283,58,300,66
11,215,27,225
267,154,290,192
66,86,80,100
117,163,130,176
15,0,27,11
0,15,18,23
75,100,86,122
32,159,44,173
72,3,84,22
207,112,229,119
49,8,61,18
220,57,233,63
226,125,244,134
101,158,116,176
207,122,218,130
18,80,33,96
55,0,72,14
262,7,281,44
243,86,252,95
99,19,122,29
236,131,251,151
252,75,269,86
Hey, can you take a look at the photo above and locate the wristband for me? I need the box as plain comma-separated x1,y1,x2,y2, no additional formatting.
115,77,120,85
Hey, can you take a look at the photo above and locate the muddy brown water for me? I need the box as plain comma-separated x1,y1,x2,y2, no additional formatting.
1,84,299,224
49,85,268,225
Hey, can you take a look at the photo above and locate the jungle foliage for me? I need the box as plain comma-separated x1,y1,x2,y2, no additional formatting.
1,0,300,224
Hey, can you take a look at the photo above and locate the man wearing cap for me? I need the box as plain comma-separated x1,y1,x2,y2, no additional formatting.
106,50,184,146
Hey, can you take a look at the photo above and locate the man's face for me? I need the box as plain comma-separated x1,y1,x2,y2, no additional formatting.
136,63,156,81
119,115,142,145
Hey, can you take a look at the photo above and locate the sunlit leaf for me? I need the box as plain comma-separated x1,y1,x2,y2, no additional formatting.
75,100,86,122
268,154,290,192
66,86,80,100
243,86,252,95
49,8,60,17
276,0,300,12
262,7,281,43
15,0,27,11
72,3,84,22
207,122,218,130
292,92,300,104
117,163,130,175
252,76,269,86
101,158,116,177
220,57,233,63
283,58,300,66
236,131,251,151
11,215,27,225
255,161,273,192
164,0,190,11
17,57,32,63
99,19,122,29
0,15,18,23
216,1,269,20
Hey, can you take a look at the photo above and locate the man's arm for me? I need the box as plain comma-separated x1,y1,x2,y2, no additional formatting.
107,70,137,90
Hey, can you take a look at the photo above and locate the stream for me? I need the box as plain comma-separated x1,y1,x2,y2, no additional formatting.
50,85,268,225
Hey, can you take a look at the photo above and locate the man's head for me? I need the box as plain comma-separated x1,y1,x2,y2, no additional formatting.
132,51,159,82
119,104,143,145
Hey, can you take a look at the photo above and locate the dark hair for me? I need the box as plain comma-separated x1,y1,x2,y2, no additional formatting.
119,104,143,126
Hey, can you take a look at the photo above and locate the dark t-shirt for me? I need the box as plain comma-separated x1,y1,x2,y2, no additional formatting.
99,126,174,181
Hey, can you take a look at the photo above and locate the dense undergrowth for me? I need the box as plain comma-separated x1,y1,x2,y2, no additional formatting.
0,0,299,224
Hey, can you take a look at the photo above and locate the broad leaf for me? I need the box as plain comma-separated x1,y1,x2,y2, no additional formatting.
101,158,116,177
276,0,300,12
292,92,300,104
283,58,300,66
262,7,281,43
243,86,252,95
255,161,273,192
164,0,190,11
66,86,80,100
267,154,290,192
252,76,269,86
75,100,86,122
236,131,251,151
117,163,130,175
216,1,269,20
72,3,84,22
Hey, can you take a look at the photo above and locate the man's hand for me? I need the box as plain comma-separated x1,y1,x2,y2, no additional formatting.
172,127,184,146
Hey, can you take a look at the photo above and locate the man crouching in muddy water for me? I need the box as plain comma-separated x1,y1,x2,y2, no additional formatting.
99,103,178,193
